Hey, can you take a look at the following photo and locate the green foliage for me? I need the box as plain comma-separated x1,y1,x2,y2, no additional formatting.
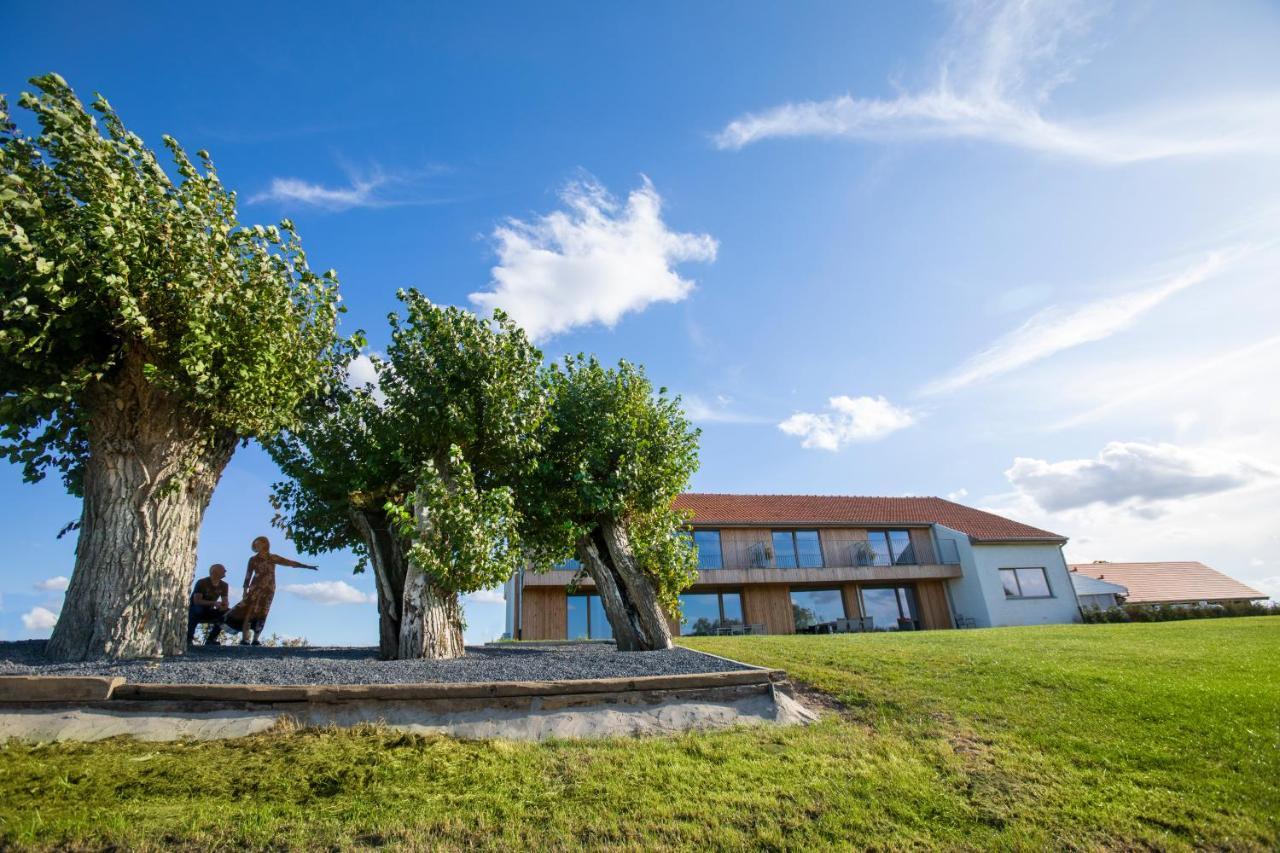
0,74,345,493
267,381,390,567
386,447,523,595
268,290,543,593
1080,600,1277,623
519,355,700,609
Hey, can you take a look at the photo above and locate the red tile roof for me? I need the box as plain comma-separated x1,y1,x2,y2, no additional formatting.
673,493,1066,543
1069,561,1266,604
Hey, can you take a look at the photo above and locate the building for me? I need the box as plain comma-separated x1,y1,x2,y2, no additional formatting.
1069,572,1128,610
505,493,1082,639
1068,561,1267,607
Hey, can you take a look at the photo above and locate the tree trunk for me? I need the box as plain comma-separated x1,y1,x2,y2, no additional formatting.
397,568,466,659
350,508,410,660
45,364,236,661
578,516,674,652
395,484,466,660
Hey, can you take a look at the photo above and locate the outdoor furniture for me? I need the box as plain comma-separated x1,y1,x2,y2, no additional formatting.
954,615,978,629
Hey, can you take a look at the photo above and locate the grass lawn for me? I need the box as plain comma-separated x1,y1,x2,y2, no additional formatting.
1,618,1276,850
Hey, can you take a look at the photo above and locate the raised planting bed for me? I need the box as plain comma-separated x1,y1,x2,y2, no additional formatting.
0,641,814,742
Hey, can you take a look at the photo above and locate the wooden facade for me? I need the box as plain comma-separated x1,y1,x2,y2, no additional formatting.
513,523,961,640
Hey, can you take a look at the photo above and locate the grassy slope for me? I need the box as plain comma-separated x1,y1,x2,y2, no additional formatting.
1,619,1276,850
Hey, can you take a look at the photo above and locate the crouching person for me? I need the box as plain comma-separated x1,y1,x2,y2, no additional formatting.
188,563,230,645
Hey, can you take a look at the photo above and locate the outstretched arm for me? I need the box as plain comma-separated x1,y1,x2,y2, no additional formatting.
271,553,318,570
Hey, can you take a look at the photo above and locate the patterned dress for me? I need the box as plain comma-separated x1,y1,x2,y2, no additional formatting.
241,553,277,628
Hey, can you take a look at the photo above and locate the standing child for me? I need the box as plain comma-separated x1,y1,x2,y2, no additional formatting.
240,535,317,646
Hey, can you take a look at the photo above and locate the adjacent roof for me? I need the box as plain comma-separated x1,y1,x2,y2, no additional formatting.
673,493,1066,543
1069,561,1266,604
1070,573,1129,597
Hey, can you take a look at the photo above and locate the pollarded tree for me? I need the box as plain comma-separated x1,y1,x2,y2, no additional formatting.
0,75,345,661
267,290,543,659
520,356,700,651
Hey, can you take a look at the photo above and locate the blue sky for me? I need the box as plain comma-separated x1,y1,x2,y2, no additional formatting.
4,0,1280,645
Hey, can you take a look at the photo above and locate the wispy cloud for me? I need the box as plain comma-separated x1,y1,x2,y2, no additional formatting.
464,588,505,605
251,175,388,209
683,393,769,425
468,176,717,341
250,164,449,210
283,580,376,606
34,576,69,592
920,249,1243,395
714,0,1280,163
1006,441,1275,516
778,395,916,451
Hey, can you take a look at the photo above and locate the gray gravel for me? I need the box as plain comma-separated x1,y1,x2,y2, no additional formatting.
0,640,751,685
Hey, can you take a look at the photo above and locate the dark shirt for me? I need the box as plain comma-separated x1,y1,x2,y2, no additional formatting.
192,577,229,607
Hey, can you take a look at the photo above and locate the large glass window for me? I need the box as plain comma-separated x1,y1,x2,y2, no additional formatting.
567,594,588,639
567,593,613,639
790,588,846,632
772,530,824,568
679,590,744,636
860,585,919,631
693,530,723,569
553,557,582,571
858,530,918,566
999,568,1052,599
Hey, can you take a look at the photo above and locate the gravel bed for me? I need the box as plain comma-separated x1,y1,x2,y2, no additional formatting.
0,641,753,685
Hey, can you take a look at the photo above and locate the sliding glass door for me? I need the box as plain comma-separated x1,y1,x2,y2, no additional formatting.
859,585,920,631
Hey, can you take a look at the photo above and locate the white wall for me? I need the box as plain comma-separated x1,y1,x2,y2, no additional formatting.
934,525,1082,628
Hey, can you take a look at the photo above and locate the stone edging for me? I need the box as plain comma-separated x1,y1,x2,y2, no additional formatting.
0,669,783,705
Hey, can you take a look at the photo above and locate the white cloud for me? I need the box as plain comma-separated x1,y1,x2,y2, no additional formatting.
22,606,59,632
346,354,379,389
778,395,916,451
464,587,505,605
714,0,1280,163
283,580,376,606
921,249,1242,395
1006,441,1274,515
946,488,970,502
35,576,69,592
468,177,718,341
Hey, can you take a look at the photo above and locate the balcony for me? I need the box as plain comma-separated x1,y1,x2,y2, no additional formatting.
690,536,963,585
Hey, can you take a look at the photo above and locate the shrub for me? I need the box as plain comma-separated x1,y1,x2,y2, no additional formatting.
1083,601,1277,624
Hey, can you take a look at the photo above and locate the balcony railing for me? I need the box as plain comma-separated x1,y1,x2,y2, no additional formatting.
698,538,935,571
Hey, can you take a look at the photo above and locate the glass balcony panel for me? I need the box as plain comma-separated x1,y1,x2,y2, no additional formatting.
772,531,798,568
795,530,824,568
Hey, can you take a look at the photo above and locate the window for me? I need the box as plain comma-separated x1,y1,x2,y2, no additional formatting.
858,530,918,566
678,590,743,636
693,530,723,569
999,568,1053,599
553,557,582,571
860,585,919,631
772,530,824,568
566,593,613,639
790,588,846,631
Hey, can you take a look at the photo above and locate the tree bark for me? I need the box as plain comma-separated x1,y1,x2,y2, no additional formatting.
350,508,410,660
45,362,236,661
395,485,466,660
397,568,466,660
578,516,674,652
